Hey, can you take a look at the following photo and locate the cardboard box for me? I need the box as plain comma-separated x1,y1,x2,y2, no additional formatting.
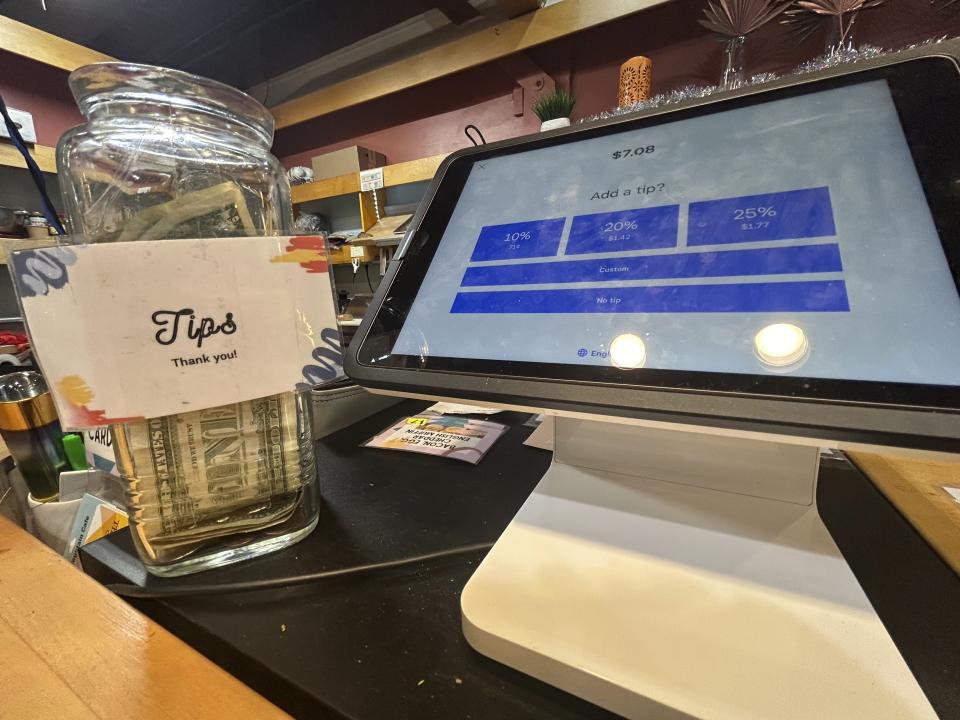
311,146,386,182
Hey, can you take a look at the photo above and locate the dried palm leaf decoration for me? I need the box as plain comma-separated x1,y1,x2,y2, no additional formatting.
699,0,792,36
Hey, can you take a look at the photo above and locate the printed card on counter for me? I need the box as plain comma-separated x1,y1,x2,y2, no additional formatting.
364,414,507,464
64,493,129,565
83,427,119,476
11,236,344,430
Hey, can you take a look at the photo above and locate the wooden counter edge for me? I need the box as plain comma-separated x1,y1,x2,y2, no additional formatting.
0,516,290,720
848,451,960,577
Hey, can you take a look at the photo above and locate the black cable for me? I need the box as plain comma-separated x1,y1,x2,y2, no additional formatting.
107,541,494,599
464,124,486,146
0,92,66,235
364,263,375,293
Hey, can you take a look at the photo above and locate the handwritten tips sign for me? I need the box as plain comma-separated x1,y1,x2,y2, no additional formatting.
12,236,343,429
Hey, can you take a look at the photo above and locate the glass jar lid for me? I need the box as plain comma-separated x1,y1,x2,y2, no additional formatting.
68,62,275,145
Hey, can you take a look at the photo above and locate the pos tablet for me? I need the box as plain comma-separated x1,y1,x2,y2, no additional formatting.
347,51,960,454
346,46,958,720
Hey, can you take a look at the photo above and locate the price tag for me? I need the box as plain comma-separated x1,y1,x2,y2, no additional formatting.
11,236,344,429
360,167,384,192
349,244,365,258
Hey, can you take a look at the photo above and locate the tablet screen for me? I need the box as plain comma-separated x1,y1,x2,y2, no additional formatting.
390,79,960,386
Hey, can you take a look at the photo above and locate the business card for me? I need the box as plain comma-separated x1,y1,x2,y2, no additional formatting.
364,414,507,464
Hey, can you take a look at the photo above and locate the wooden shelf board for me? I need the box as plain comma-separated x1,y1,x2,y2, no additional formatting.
272,0,665,129
291,172,361,204
0,15,113,72
383,154,446,187
352,235,403,248
291,153,447,204
0,142,57,174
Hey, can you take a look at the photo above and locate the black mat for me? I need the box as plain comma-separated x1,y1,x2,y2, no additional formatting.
82,401,960,719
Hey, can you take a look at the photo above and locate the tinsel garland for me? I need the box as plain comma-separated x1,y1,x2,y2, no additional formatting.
579,37,952,123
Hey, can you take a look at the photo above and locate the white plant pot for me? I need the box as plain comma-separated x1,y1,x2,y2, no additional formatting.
540,117,571,132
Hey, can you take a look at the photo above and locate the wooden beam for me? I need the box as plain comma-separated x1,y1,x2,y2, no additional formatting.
0,142,58,174
437,0,483,25
291,153,448,204
494,0,544,18
0,16,114,72
358,189,385,232
272,0,665,129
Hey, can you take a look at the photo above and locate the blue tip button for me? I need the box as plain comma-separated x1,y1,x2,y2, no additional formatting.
470,218,566,261
566,205,679,255
688,187,836,245
451,280,850,314
461,243,843,287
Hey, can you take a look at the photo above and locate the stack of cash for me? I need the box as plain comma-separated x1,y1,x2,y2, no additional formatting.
116,393,309,564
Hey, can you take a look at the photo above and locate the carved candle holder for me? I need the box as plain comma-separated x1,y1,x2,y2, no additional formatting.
618,55,653,107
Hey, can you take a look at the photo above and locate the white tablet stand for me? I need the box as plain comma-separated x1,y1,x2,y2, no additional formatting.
461,417,937,719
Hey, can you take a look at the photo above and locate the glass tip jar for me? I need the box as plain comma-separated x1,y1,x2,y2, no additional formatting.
57,63,319,576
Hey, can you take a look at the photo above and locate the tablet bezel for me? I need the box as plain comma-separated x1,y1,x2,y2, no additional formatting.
346,53,960,450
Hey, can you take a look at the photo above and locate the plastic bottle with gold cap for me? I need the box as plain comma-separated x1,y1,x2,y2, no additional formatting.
0,371,69,502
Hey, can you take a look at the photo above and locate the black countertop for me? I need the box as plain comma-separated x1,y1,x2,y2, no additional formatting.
82,400,960,720
83,402,620,719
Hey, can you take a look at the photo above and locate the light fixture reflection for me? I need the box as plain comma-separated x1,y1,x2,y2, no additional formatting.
754,323,808,367
610,333,646,369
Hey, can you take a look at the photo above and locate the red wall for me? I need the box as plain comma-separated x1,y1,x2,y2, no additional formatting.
2,0,957,165
275,0,960,169
0,50,82,147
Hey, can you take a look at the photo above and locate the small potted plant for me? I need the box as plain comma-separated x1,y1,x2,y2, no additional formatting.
533,89,576,132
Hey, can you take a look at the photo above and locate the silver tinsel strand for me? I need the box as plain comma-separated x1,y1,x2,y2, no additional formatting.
580,37,952,124
793,43,886,73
